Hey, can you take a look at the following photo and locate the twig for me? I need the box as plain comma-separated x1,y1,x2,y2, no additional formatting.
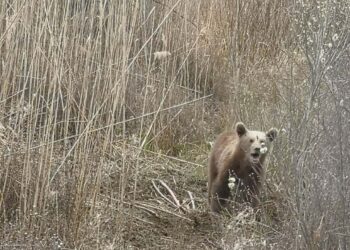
152,180,177,208
99,194,159,217
135,201,192,222
158,180,181,208
187,191,195,210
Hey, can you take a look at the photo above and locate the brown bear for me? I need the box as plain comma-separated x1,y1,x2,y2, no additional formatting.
208,122,278,213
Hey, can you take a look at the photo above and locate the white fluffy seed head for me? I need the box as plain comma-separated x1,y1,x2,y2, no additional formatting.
228,182,235,190
228,177,236,183
154,51,171,60
228,177,236,190
260,147,268,154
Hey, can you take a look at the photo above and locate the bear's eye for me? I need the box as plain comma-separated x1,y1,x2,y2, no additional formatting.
260,140,265,143
250,139,254,143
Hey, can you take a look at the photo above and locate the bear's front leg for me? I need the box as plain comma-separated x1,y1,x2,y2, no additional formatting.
210,176,230,213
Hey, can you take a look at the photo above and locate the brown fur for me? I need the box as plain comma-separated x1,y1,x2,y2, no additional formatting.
208,123,277,213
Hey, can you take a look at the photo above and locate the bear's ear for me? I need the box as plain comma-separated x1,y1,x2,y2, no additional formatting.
266,128,278,142
236,122,247,137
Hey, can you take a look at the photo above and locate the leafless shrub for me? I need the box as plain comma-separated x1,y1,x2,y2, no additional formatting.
275,0,350,248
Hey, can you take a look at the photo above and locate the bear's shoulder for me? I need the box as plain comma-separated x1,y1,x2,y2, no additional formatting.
212,131,240,166
214,131,237,146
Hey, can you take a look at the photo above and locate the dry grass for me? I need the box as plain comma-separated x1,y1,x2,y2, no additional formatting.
0,0,349,249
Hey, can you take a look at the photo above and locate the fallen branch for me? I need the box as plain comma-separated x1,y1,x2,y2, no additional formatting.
152,180,177,208
158,179,181,208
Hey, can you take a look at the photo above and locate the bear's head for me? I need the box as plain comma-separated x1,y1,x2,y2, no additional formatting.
235,122,278,164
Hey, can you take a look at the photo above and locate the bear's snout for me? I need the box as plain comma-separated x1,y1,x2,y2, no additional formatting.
251,152,260,159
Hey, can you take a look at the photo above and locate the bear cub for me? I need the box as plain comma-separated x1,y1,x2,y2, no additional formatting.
208,122,278,213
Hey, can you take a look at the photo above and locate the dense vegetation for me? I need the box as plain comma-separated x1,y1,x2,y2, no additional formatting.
0,0,349,249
